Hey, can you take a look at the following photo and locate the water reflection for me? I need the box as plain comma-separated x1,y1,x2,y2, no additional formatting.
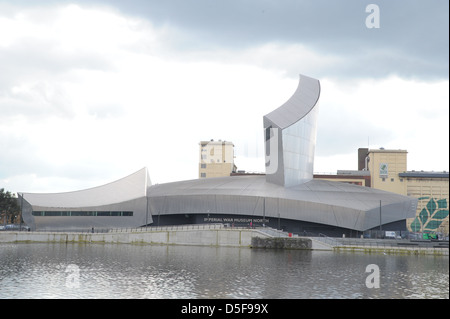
0,243,448,299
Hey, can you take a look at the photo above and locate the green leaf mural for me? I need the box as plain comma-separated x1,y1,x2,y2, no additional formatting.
419,208,429,225
426,198,437,215
410,218,422,232
426,220,443,230
432,210,449,219
437,199,447,209
409,198,449,232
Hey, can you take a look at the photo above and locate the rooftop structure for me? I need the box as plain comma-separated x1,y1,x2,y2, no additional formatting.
199,140,236,178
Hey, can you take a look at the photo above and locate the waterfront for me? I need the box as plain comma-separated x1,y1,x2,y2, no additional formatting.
0,243,448,299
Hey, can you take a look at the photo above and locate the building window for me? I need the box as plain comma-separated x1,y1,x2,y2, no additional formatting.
201,173,206,178
391,178,394,182
32,211,134,217
265,126,272,141
201,163,206,168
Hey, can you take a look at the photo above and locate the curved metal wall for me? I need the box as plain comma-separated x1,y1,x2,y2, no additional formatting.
22,197,150,231
282,102,319,186
20,168,151,231
147,177,418,232
263,74,320,187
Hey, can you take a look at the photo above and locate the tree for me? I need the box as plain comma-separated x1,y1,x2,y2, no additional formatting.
0,188,20,224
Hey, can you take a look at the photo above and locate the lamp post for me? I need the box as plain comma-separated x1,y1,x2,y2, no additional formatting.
277,198,281,231
19,193,23,231
263,197,266,227
379,200,382,237
158,210,160,226
145,196,149,229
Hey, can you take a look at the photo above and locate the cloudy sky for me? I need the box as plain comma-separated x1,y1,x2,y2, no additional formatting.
0,0,448,193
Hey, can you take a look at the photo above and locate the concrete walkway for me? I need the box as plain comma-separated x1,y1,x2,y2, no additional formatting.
1,225,272,248
306,235,449,256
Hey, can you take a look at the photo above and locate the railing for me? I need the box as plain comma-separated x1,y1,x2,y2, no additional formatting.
256,227,294,238
326,237,449,249
35,223,230,234
297,233,449,250
33,223,295,237
313,233,340,247
334,238,398,249
26,226,450,249
109,223,225,233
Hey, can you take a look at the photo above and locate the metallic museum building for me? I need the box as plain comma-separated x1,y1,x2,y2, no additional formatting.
20,74,418,236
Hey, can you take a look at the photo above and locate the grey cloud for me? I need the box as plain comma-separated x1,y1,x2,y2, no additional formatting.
0,39,112,87
0,81,76,120
0,128,122,185
87,103,125,119
315,106,394,157
0,136,46,178
0,35,115,121
94,0,448,80
4,0,447,80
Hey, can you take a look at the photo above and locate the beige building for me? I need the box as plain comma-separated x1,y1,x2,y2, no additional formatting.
314,170,371,187
400,171,449,235
315,147,449,235
366,148,408,195
361,148,448,235
199,140,236,178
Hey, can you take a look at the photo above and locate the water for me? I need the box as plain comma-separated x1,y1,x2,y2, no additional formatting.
0,243,448,299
